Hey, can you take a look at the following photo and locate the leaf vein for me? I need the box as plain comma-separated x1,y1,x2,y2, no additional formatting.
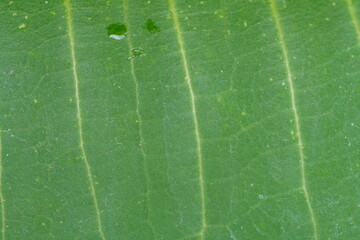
346,0,360,44
123,0,155,237
269,1,318,239
168,0,207,238
64,1,106,239
0,130,6,240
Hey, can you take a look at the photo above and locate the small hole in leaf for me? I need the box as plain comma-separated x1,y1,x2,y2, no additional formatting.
106,23,127,40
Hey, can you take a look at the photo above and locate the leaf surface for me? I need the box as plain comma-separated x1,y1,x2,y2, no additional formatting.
1,0,360,239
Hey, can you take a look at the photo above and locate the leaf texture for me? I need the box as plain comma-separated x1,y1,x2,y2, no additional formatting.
1,0,360,239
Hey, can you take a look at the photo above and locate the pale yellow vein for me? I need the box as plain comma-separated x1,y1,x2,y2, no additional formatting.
269,1,318,239
64,1,105,239
122,0,155,235
346,0,360,43
0,130,6,240
168,0,207,238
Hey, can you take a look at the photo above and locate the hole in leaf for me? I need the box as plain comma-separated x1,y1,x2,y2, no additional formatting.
106,23,127,40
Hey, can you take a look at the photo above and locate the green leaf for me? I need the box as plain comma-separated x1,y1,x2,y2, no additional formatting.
1,0,360,239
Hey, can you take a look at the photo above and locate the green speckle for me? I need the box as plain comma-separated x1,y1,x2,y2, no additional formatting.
131,48,144,58
145,19,160,33
291,130,296,139
18,23,26,29
106,23,127,36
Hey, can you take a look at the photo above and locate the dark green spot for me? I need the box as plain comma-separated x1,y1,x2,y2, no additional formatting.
131,48,144,58
145,19,160,33
106,23,127,36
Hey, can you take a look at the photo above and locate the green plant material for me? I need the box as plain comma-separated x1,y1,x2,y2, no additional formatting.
1,0,360,239
130,47,145,58
106,23,127,36
145,19,161,33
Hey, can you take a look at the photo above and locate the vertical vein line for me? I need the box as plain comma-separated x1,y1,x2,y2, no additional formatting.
122,0,155,236
269,1,318,239
64,1,105,239
346,0,360,43
0,131,6,240
168,0,207,238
